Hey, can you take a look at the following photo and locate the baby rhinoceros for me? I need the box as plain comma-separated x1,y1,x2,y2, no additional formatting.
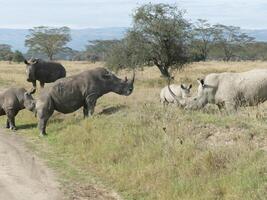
0,88,36,130
160,84,192,106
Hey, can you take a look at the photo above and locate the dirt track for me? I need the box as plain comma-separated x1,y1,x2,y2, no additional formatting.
0,130,62,200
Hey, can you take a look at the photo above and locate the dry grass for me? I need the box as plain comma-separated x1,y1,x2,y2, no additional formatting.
0,61,266,199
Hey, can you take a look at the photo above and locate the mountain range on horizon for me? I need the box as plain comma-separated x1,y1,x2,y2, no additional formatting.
0,27,266,53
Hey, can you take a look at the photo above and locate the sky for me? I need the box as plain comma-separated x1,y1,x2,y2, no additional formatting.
0,0,266,29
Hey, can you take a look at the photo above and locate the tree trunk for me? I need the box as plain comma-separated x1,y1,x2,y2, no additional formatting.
156,64,170,78
49,54,53,61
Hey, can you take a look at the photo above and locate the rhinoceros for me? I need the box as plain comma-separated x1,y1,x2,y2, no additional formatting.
185,69,267,111
36,67,135,136
0,87,36,130
24,58,66,89
160,83,192,105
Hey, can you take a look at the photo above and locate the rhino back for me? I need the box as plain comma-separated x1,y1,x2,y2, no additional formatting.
210,69,267,105
161,84,182,103
35,62,66,83
2,88,26,111
234,69,267,104
46,71,96,114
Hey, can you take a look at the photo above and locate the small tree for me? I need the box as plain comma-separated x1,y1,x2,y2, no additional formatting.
106,3,191,77
86,40,120,61
12,50,25,63
213,24,254,61
25,26,71,60
0,44,13,61
192,19,215,61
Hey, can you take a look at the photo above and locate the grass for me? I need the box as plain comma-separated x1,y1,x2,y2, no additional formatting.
0,61,266,199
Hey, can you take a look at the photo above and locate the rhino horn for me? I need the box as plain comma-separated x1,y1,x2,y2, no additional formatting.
130,70,135,84
167,79,185,106
28,87,36,95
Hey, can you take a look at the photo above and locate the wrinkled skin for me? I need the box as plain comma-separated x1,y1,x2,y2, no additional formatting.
0,88,36,130
160,84,192,106
36,67,135,136
24,58,66,90
185,69,267,112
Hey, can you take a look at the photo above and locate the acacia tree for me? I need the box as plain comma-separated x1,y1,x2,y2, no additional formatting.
0,44,13,61
107,3,191,77
25,26,71,60
12,50,25,63
192,19,215,61
86,40,120,61
213,24,254,61
106,31,150,71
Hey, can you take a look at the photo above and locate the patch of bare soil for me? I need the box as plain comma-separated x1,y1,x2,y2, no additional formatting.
0,129,63,200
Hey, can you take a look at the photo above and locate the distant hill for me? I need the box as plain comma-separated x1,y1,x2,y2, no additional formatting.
243,29,267,42
0,27,266,52
0,27,127,52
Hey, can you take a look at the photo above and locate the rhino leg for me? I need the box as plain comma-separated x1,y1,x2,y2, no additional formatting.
38,117,49,136
32,80,37,88
225,100,237,113
83,96,97,118
83,103,96,118
37,109,54,136
40,82,45,88
161,99,168,107
6,119,10,129
6,111,16,130
83,106,88,117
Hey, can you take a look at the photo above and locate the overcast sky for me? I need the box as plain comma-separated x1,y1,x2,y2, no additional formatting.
0,0,266,29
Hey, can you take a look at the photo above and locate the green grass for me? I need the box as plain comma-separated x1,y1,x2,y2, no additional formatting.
0,61,266,199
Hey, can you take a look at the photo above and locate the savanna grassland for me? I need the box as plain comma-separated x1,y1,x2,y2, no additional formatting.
0,61,266,200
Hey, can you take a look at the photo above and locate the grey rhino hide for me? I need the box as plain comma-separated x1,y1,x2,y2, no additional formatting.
24,58,66,89
185,69,267,111
0,88,36,130
36,67,135,136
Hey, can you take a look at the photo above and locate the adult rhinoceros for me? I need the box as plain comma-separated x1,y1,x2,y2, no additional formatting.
24,58,66,90
36,67,135,136
185,69,267,111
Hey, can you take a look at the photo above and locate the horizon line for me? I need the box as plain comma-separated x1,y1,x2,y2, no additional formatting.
0,26,266,30
0,26,130,30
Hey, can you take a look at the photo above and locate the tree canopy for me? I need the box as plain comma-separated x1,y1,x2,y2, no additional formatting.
0,44,13,61
106,3,191,77
25,26,71,60
213,24,254,61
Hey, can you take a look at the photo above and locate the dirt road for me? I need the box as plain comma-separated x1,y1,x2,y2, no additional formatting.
0,129,62,200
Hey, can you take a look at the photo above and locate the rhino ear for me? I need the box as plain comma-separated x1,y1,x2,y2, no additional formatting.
24,92,29,98
188,84,192,90
28,87,36,95
24,59,29,65
197,79,205,87
181,84,186,90
31,58,38,64
124,76,128,82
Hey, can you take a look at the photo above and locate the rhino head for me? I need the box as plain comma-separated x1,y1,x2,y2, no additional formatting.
23,88,36,112
24,58,39,82
180,84,192,98
167,80,192,107
102,69,135,96
185,79,210,110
